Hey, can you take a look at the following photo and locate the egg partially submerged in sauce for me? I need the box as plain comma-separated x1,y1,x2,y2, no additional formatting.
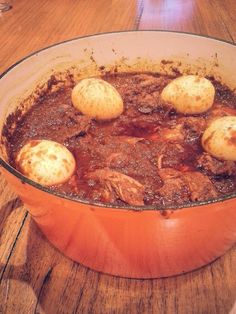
161,75,215,114
71,78,124,120
16,140,76,185
202,116,236,161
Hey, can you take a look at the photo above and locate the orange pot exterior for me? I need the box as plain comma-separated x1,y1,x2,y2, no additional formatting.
1,167,236,278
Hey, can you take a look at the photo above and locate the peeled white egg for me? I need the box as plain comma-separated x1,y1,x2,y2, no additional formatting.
71,78,124,120
161,75,215,114
16,140,76,185
202,116,236,161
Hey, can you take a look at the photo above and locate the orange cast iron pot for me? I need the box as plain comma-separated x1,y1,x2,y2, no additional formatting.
1,166,236,278
0,31,236,278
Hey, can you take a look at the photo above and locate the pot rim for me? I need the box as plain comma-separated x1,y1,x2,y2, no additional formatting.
1,30,236,211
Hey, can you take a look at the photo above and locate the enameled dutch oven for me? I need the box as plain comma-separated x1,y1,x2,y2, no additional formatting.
0,31,236,278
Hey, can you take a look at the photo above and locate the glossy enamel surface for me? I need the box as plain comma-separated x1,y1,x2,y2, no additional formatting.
1,167,236,278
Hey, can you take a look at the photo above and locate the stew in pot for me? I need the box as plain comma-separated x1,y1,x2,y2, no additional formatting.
4,72,236,207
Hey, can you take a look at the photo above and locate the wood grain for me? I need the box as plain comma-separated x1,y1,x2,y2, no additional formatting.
0,0,139,74
0,0,236,313
138,0,236,42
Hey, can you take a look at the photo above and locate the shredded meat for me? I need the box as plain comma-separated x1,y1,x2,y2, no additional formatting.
156,142,194,169
86,168,145,206
196,152,236,176
157,168,218,204
157,168,190,205
180,117,207,144
158,124,184,142
183,171,217,201
61,115,91,143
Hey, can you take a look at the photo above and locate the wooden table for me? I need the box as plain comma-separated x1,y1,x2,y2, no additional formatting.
0,1,236,313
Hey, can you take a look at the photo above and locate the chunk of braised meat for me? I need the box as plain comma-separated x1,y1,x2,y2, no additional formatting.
128,115,161,133
149,116,206,149
137,92,161,114
73,134,145,171
156,142,185,169
106,136,144,165
132,75,172,114
107,152,161,189
102,137,162,190
179,117,207,144
155,124,184,142
107,74,173,135
110,73,171,112
73,135,162,190
155,141,197,170
86,168,145,206
183,171,218,201
156,168,190,205
156,168,218,205
60,114,91,143
211,177,235,195
196,152,236,176
179,117,206,134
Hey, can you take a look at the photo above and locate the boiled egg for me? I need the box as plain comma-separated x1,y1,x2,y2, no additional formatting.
161,75,215,114
202,116,236,161
71,78,124,120
16,140,76,185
